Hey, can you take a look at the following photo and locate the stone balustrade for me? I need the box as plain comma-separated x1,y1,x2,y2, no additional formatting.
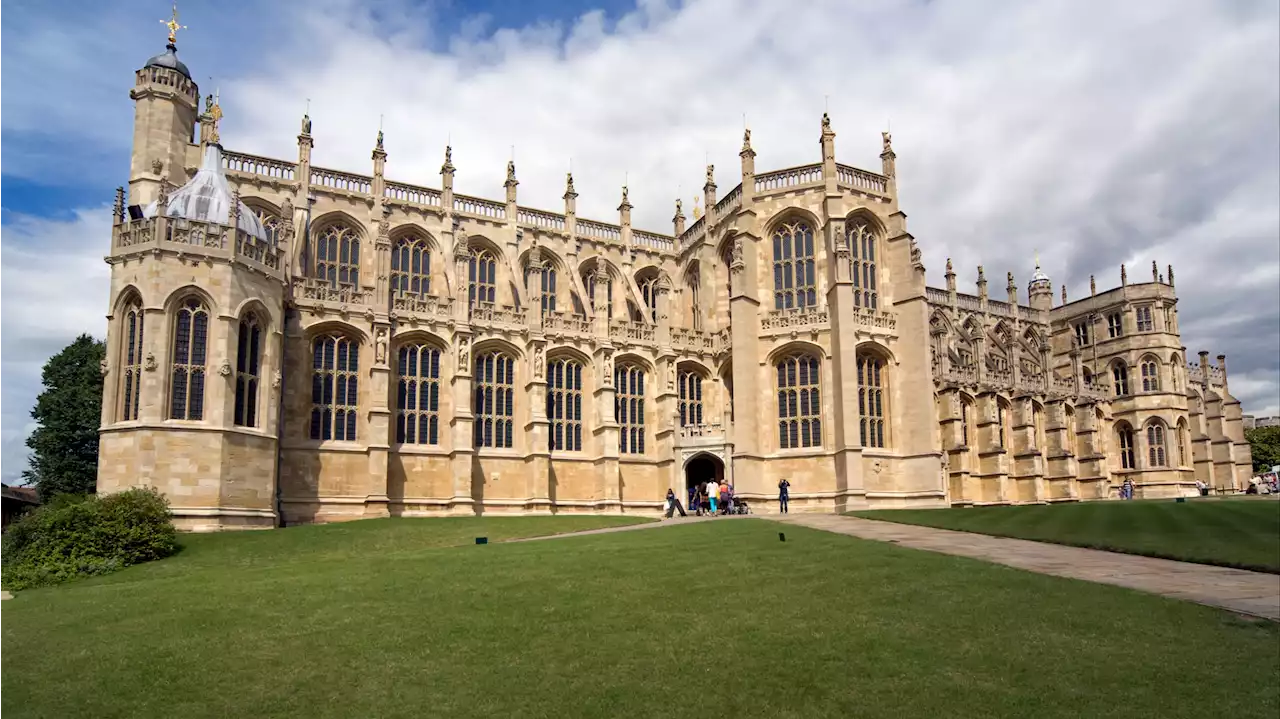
391,292,454,321
543,310,593,337
762,306,830,331
384,181,443,207
470,302,524,329
223,151,297,181
609,319,656,344
453,194,506,220
310,166,372,194
292,277,372,305
755,163,823,193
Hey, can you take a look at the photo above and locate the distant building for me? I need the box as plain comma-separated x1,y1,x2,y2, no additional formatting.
2,484,40,529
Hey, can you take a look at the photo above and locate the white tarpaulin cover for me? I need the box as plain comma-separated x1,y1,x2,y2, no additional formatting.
144,144,269,241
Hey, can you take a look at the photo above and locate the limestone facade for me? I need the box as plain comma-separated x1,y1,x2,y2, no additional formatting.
98,42,1253,529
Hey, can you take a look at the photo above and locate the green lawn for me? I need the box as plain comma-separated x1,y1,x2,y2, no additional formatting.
853,499,1280,572
3,518,1278,719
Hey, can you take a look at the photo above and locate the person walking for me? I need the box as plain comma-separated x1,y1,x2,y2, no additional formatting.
665,488,687,518
707,477,720,515
718,482,730,515
778,478,791,514
1122,478,1134,500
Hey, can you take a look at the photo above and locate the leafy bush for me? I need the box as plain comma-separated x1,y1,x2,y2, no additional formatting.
2,487,178,590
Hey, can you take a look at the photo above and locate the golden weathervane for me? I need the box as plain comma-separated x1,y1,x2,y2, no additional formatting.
161,3,186,45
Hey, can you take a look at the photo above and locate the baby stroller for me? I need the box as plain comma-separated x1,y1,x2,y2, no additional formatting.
731,497,750,515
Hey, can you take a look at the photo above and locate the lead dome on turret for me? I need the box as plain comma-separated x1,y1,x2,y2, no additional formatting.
143,43,191,79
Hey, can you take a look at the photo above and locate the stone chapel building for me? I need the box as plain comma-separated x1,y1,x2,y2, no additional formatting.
98,36,1253,530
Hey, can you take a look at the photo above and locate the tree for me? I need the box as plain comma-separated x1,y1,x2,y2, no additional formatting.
23,334,106,499
1246,426,1280,473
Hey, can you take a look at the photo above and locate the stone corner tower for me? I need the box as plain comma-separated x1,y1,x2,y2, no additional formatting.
99,17,287,531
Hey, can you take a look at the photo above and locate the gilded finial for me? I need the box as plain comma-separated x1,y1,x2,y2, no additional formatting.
160,3,186,46
208,88,222,144
692,194,703,220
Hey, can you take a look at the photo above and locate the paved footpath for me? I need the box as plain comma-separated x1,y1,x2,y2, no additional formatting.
778,514,1280,621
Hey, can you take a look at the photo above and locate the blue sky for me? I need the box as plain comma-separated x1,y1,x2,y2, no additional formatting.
3,0,1278,483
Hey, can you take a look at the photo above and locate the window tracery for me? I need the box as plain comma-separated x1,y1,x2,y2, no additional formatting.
315,224,360,287
772,220,817,310
615,364,646,454
310,335,358,441
233,313,262,427
1141,359,1160,392
858,354,886,448
548,358,583,451
1118,424,1136,470
1147,422,1167,467
119,297,144,421
678,370,704,427
474,350,515,448
391,234,431,297
469,249,497,308
170,297,209,420
396,343,441,445
848,219,878,309
776,353,821,449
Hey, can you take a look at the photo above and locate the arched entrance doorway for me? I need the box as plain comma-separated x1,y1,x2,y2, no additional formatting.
684,453,725,492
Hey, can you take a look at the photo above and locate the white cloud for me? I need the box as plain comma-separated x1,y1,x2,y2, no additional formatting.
0,208,113,482
2,0,1278,481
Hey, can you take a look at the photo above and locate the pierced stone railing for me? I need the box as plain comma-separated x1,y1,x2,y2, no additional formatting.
609,319,655,343
632,229,675,251
762,306,829,330
235,230,280,270
755,163,823,193
310,167,372,194
836,164,888,195
224,151,297,181
167,218,227,249
578,219,622,242
470,302,524,328
679,215,706,246
712,327,732,353
115,221,155,249
1186,363,1224,385
292,277,372,305
671,326,715,352
453,194,507,220
851,307,897,330
518,207,567,231
1017,305,1038,321
680,422,724,439
713,183,742,219
392,292,453,320
543,310,593,336
955,293,983,312
925,287,951,305
384,181,442,207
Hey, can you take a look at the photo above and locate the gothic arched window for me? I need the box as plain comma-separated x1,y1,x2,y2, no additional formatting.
996,398,1010,450
772,221,816,310
169,296,209,420
310,335,359,441
547,358,583,452
391,234,431,297
469,249,497,308
686,271,702,331
233,312,263,427
678,370,704,427
1141,359,1161,392
1113,363,1130,396
848,219,878,309
539,266,557,315
1117,424,1136,470
396,343,441,445
1176,419,1188,466
776,353,822,449
474,350,515,448
615,364,646,454
255,209,284,246
119,297,144,421
858,353,886,448
1147,421,1167,467
639,276,658,322
315,224,360,287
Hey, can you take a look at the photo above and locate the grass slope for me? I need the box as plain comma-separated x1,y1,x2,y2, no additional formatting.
3,518,1278,719
853,499,1280,572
